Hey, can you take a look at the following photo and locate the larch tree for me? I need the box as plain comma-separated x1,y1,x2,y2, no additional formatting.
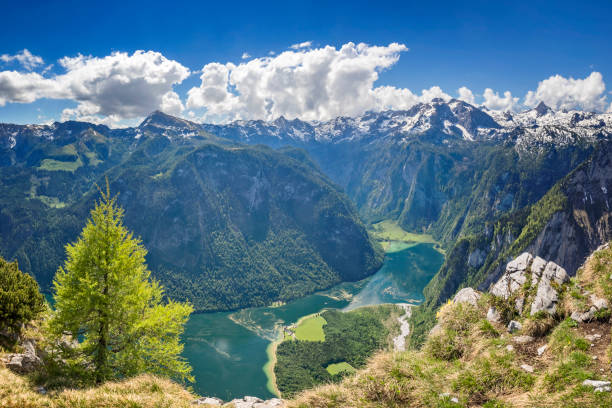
49,181,193,384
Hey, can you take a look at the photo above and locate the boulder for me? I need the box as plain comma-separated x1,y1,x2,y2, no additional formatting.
537,344,548,356
507,252,533,273
192,397,223,405
585,333,602,342
583,380,611,392
507,320,522,333
2,339,43,374
530,261,569,316
486,307,501,323
571,306,597,323
515,297,525,314
491,253,571,318
590,295,609,311
229,396,285,408
452,288,480,306
491,270,526,300
4,352,42,374
513,335,534,344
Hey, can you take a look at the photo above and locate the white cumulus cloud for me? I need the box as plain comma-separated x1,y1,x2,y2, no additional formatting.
0,50,190,125
0,49,44,70
524,72,607,112
373,85,451,110
482,88,519,112
457,86,475,104
187,42,410,121
241,52,251,60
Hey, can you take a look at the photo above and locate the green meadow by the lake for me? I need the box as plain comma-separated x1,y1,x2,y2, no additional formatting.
369,220,444,254
325,361,356,375
293,315,326,341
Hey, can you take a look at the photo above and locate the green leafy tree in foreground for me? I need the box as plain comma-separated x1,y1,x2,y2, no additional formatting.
49,182,194,384
0,256,45,334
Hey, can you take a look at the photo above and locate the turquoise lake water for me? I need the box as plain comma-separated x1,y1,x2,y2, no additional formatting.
182,242,444,400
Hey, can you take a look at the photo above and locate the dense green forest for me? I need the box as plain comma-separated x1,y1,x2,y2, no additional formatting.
0,118,382,312
274,304,401,397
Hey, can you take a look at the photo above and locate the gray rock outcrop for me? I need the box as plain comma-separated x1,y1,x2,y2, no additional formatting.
192,396,285,407
583,380,611,392
486,307,501,323
490,252,569,316
452,287,480,306
507,320,522,333
1,340,43,374
530,261,569,315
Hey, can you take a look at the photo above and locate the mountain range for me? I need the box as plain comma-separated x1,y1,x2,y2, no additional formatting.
1,100,611,318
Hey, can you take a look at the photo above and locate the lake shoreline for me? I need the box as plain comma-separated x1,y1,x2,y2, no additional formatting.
263,337,281,397
183,240,444,400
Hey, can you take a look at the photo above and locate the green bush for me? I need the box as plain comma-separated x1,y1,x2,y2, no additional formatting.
0,256,45,334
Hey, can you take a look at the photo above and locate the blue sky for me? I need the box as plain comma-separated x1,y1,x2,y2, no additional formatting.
1,0,611,126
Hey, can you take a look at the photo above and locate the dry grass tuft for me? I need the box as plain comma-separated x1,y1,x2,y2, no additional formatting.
0,366,198,408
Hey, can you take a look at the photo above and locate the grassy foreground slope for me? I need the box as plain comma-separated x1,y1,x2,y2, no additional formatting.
0,368,197,408
290,244,612,408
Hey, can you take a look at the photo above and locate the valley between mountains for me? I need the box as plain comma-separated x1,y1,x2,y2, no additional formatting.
2,98,612,405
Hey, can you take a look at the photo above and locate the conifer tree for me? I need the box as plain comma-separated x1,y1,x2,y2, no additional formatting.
49,181,193,383
0,256,44,334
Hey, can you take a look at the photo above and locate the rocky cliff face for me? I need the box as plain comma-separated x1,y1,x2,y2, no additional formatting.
527,144,612,273
479,142,612,292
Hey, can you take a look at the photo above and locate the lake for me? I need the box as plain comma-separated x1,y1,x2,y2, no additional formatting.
182,242,444,400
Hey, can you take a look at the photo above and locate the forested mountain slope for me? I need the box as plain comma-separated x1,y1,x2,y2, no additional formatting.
0,113,382,311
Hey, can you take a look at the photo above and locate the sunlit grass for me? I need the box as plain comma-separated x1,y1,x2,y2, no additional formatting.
294,315,326,342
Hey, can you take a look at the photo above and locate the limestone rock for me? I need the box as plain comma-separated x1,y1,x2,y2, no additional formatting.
507,320,522,333
515,297,525,314
537,344,548,356
583,380,611,392
530,261,569,316
229,396,285,408
3,352,42,374
507,252,533,273
2,339,43,374
490,253,570,318
571,306,597,323
513,335,534,344
452,287,480,306
585,333,602,342
520,364,534,373
530,256,547,285
486,307,501,323
192,397,223,405
491,270,526,300
590,295,609,311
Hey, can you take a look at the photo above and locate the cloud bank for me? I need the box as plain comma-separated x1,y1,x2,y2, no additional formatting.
524,72,607,112
0,43,609,126
0,50,189,125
